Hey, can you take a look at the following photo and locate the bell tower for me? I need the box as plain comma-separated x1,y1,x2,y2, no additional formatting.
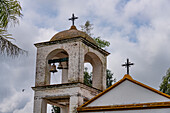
32,14,110,113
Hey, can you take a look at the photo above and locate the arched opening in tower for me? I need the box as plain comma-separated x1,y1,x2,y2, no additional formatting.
46,49,69,85
84,52,103,89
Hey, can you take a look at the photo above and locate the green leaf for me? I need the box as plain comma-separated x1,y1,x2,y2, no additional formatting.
80,21,110,49
159,68,170,95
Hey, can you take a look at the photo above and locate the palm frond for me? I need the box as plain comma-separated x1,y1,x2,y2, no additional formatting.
0,29,27,57
0,0,26,57
0,0,23,28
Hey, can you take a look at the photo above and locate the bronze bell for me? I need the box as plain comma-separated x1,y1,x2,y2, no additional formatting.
57,62,63,69
50,63,57,73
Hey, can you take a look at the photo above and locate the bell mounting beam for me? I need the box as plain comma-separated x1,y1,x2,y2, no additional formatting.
48,57,68,64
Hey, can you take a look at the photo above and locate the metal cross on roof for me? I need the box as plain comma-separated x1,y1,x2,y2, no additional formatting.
122,58,134,75
68,13,78,26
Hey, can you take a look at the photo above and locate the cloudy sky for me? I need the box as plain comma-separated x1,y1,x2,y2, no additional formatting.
1,0,170,113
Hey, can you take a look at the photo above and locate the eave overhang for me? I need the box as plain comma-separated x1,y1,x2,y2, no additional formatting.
34,37,110,56
77,101,170,112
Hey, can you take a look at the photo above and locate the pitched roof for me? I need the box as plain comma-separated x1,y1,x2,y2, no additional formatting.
79,74,170,108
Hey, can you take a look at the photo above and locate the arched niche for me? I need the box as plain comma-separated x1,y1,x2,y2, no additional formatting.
84,52,103,90
46,49,69,85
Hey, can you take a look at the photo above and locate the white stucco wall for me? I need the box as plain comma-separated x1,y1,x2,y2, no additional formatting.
87,80,170,107
80,108,170,113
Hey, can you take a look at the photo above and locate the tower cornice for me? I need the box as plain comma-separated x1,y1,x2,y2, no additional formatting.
34,37,110,56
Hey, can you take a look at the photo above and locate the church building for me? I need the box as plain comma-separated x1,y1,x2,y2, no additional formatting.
32,14,170,113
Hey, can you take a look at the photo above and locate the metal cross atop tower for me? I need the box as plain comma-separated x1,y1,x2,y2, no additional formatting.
122,58,134,75
69,13,78,26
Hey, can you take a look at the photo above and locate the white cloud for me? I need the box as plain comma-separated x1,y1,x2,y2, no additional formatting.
13,101,33,113
0,88,31,113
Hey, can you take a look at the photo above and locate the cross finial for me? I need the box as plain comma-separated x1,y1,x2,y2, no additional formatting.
69,13,78,26
122,58,134,75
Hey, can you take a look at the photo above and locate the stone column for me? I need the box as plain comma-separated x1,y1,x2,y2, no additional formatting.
68,42,84,83
102,57,107,90
33,96,47,113
35,48,49,86
62,69,68,83
69,95,84,113
61,106,69,113
92,64,102,90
